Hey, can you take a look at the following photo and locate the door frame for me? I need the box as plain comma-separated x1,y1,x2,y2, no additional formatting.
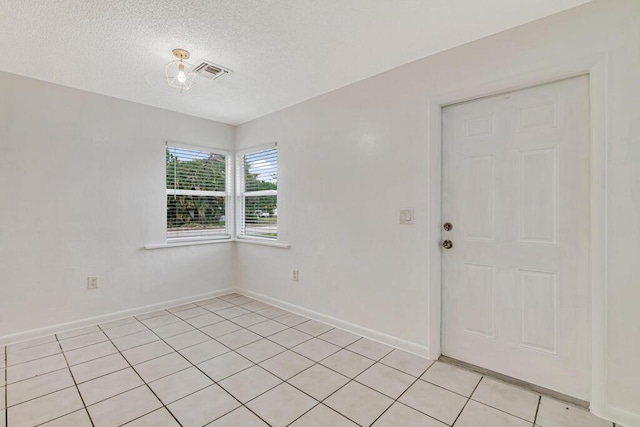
426,54,609,414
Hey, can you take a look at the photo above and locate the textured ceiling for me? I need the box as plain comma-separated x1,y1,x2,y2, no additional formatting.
0,0,593,125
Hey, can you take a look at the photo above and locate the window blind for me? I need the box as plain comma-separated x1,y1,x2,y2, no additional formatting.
237,146,278,239
166,145,230,240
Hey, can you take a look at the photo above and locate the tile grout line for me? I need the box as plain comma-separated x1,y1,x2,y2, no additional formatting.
366,359,440,427
0,313,426,427
136,298,349,426
7,334,240,414
6,295,502,427
468,395,541,424
4,304,172,354
450,375,484,426
8,384,80,410
6,366,75,393
229,302,582,425
95,323,185,427
54,334,95,427
246,332,364,426
5,295,369,370
6,336,118,371
128,309,274,427
207,298,443,427
8,335,168,393
149,313,478,427
290,343,424,426
3,294,610,426
2,296,286,372
5,337,188,426
3,338,60,356
7,296,475,426
7,295,418,426
4,346,64,370
265,336,368,426
533,395,542,426
82,306,282,392
2,302,206,365
278,335,538,427
277,335,401,426
169,301,293,426
6,337,168,396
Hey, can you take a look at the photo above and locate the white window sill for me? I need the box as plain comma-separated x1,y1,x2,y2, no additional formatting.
234,238,291,249
144,238,232,250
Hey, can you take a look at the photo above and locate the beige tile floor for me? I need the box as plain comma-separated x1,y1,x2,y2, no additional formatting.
1,293,615,427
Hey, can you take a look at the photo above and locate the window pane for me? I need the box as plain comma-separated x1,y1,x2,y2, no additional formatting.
243,195,277,238
238,146,278,240
166,148,226,192
166,146,228,240
167,195,227,238
244,149,277,192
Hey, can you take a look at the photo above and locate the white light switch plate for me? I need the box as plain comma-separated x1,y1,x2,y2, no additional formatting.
87,276,99,289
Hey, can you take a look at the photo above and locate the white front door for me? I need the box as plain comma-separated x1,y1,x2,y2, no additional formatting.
441,76,591,400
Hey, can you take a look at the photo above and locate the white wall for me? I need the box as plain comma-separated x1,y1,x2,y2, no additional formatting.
0,71,236,338
235,0,640,424
1,0,638,423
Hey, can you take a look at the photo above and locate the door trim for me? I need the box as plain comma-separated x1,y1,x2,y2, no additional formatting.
426,54,609,416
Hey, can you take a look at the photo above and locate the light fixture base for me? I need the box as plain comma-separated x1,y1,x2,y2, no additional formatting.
172,48,190,60
165,48,196,92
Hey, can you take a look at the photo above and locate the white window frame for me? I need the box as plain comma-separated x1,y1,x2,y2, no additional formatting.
235,142,278,241
166,141,233,243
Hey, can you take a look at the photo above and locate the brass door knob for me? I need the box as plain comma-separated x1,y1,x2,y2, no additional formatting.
442,240,453,249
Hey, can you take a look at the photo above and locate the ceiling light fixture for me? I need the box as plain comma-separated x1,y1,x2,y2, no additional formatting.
164,48,196,92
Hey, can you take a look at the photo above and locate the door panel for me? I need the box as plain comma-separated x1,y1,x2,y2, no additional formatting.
441,76,590,400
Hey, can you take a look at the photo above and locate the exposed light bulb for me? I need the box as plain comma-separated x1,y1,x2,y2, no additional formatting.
177,63,187,83
166,49,195,92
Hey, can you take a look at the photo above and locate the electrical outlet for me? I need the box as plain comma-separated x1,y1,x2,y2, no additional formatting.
87,276,99,290
292,269,299,282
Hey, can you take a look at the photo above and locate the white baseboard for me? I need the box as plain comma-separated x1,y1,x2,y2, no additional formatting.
236,288,431,359
596,405,640,427
236,289,640,426
0,288,235,347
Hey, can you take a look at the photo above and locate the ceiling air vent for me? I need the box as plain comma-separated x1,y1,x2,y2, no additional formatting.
192,60,232,80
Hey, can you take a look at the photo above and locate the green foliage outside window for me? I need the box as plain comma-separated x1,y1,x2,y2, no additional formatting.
166,148,226,231
243,149,278,226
